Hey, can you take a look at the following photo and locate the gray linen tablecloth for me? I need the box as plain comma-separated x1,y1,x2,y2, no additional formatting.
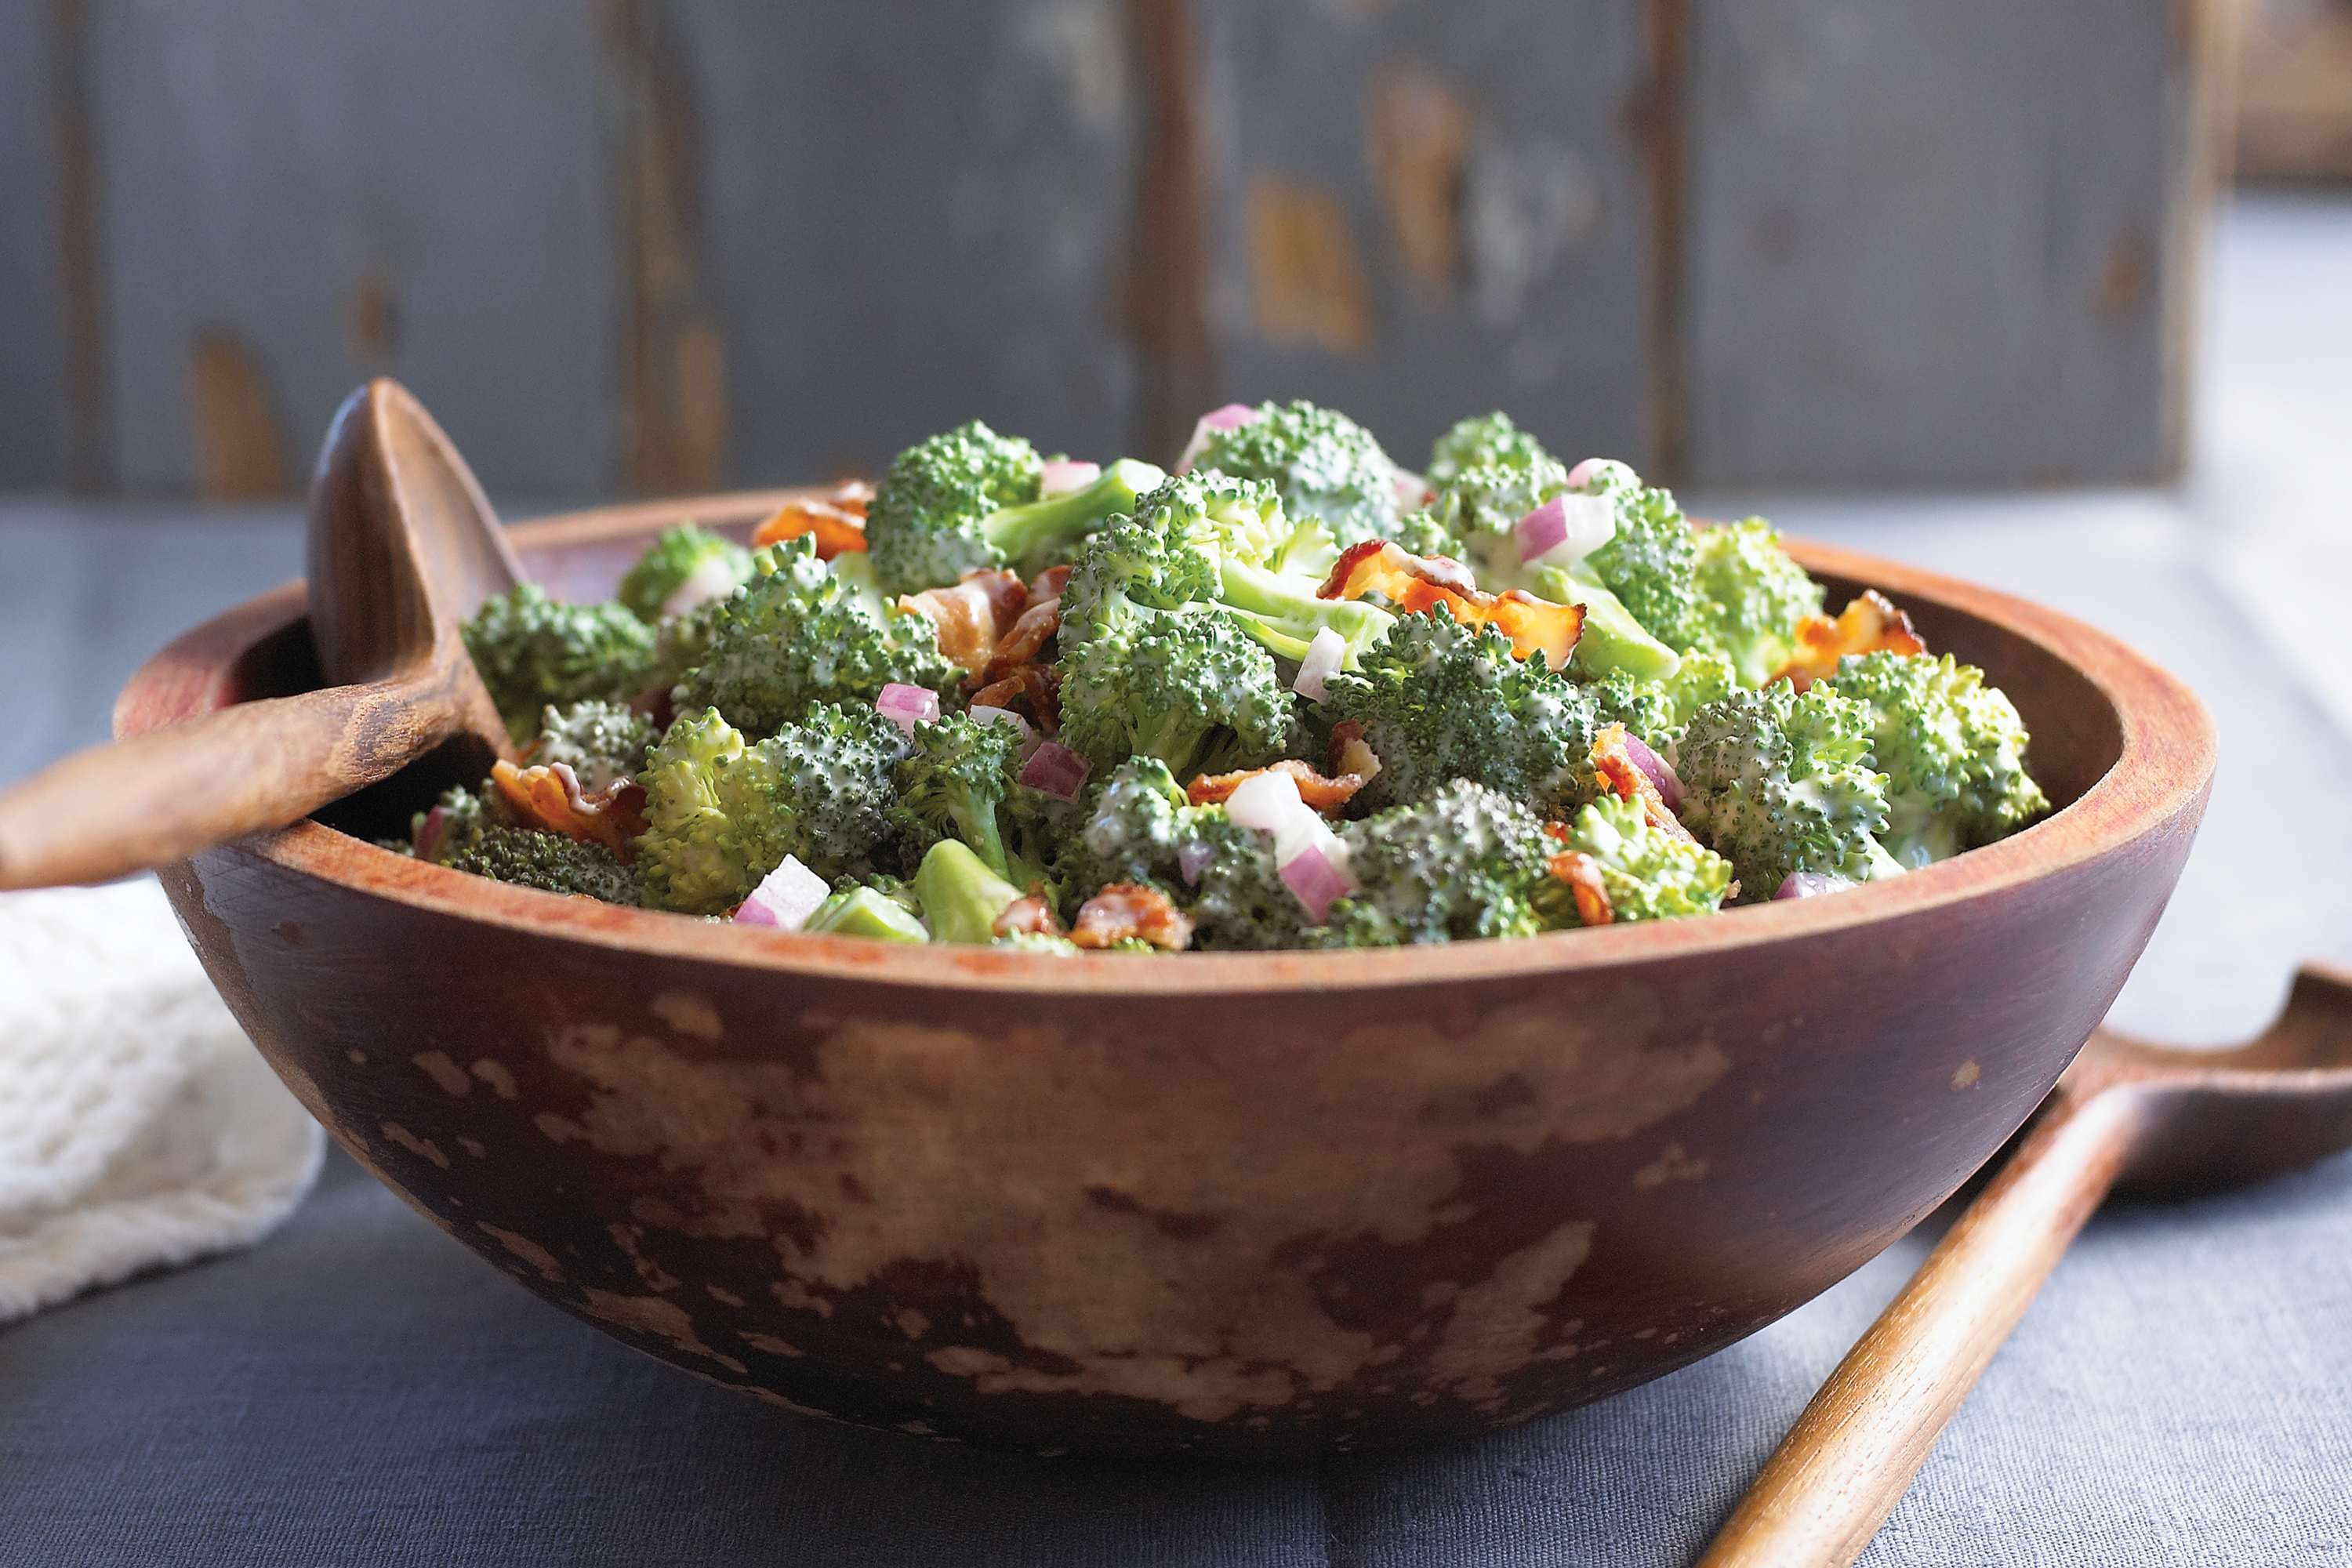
3,195,2349,1565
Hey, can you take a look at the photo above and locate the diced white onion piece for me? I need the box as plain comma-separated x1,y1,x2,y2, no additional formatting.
1291,626,1347,701
736,855,831,930
1223,769,1305,834
1392,466,1430,510
1623,734,1685,811
659,554,746,619
1174,402,1261,472
1564,456,1610,490
1773,870,1851,901
1515,493,1616,566
1038,459,1102,499
874,683,941,735
1176,840,1216,887
1279,838,1358,922
1017,741,1091,802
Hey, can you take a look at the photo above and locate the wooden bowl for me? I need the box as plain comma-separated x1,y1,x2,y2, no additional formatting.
119,490,2213,1457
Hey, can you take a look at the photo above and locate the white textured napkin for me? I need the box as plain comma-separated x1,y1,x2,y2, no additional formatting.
0,878,322,1322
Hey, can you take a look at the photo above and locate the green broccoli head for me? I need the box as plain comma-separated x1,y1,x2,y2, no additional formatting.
1576,468,1709,656
1552,793,1733,924
1425,411,1552,487
1315,605,1599,815
1421,412,1572,585
1582,646,1740,754
1671,684,1903,898
633,703,906,914
617,523,753,622
444,825,641,906
411,782,510,864
1056,757,1190,898
528,699,655,792
1056,517,1295,778
463,584,656,743
672,537,956,738
1317,781,1553,946
1189,400,1403,548
1184,814,1320,951
1691,518,1824,685
1819,651,2050,866
888,712,1033,884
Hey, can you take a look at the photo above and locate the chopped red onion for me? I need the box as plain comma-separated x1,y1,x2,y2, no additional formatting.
1279,840,1357,922
414,804,452,861
1038,459,1101,499
1773,870,1852,901
1177,840,1216,887
1017,740,1091,802
1223,769,1305,833
1623,734,1685,811
1174,402,1261,471
1564,456,1609,490
1292,626,1347,701
874,683,941,735
1514,493,1616,566
736,855,831,929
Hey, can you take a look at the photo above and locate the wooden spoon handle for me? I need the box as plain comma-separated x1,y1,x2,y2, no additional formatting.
1697,1083,2143,1568
0,678,445,890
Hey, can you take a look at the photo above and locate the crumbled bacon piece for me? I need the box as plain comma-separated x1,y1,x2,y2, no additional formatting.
1547,851,1613,927
992,894,1065,939
968,663,1061,734
489,760,649,859
1186,759,1365,817
1588,724,1700,844
1070,883,1195,951
750,481,872,558
1772,590,1928,691
1327,719,1381,784
899,568,1029,673
1317,539,1584,669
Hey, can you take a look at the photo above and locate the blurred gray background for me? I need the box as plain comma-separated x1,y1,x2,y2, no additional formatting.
0,0,2241,501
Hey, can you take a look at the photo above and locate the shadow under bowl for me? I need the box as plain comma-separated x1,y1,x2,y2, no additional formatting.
118,489,2214,1457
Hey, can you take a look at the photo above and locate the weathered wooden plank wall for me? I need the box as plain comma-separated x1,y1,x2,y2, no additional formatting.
0,0,2220,502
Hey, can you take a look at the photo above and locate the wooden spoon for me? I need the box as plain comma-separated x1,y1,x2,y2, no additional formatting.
1700,962,2352,1568
0,379,517,890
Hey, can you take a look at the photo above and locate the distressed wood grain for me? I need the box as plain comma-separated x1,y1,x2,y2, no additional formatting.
1189,0,1655,473
1682,0,2223,488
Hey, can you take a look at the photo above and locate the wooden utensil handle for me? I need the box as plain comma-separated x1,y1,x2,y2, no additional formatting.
0,679,445,890
1697,1083,2143,1568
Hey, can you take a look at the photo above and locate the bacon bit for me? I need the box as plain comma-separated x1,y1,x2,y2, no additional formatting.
1070,883,1196,951
992,893,1065,939
750,481,872,558
1588,724,1700,845
1317,539,1584,669
1547,851,1613,927
489,760,649,859
969,663,1061,734
1186,758,1364,817
898,568,1028,673
1772,590,1929,691
1328,719,1381,784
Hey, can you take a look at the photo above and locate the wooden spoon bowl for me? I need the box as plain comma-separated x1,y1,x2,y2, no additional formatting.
114,490,2215,1457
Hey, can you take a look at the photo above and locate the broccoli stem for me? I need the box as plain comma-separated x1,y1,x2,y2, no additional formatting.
913,840,1027,944
982,459,1166,576
804,887,931,942
1215,557,1395,665
1531,563,1684,682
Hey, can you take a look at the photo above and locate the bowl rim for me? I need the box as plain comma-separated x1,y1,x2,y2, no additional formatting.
118,486,2216,996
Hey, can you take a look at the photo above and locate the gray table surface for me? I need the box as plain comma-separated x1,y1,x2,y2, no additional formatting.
2,194,2348,1566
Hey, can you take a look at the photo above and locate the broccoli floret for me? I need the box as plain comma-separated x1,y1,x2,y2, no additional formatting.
410,783,505,864
1055,517,1294,778
1123,472,1395,666
1423,412,1570,583
617,524,753,622
1819,652,2050,867
1189,400,1403,547
889,713,1040,887
463,584,656,743
864,419,1164,593
1691,517,1824,686
1390,507,1458,560
1314,605,1599,815
1551,793,1733,924
1576,466,1709,657
633,704,905,914
672,537,955,738
445,825,641,906
1055,757,1191,898
804,885,931,942
1426,411,1552,488
1671,684,1904,898
1316,781,1552,946
1582,647,1740,753
1185,815,1320,951
910,838,1026,945
993,930,1085,954
528,699,655,791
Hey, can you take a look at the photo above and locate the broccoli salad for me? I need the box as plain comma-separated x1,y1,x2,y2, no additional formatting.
397,400,2050,953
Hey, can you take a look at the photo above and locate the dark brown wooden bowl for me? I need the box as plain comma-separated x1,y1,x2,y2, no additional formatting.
118,489,2213,1457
